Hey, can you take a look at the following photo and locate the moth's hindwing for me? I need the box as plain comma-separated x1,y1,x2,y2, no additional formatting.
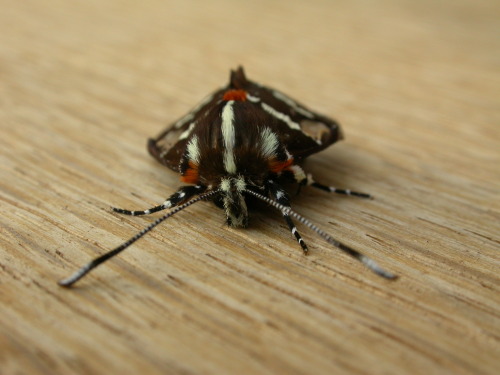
148,67,343,172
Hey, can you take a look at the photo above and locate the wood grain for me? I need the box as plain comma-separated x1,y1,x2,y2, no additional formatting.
1,1,498,374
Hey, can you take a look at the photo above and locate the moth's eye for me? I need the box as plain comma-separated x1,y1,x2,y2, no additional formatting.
300,120,332,143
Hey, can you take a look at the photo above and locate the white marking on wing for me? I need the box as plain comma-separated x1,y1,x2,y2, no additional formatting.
174,92,216,128
246,94,260,102
221,101,237,173
174,113,194,129
273,90,314,119
186,136,201,164
179,122,196,140
261,102,301,130
259,127,279,158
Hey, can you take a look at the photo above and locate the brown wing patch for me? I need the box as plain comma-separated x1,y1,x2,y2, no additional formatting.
300,119,344,145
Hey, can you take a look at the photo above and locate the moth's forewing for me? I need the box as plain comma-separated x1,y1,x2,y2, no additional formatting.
148,67,343,171
243,79,343,161
148,87,227,171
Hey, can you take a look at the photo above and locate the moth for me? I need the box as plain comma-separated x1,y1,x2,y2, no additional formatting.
59,67,396,287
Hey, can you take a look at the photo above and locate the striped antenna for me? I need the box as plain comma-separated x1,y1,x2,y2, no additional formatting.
245,189,397,280
58,190,218,287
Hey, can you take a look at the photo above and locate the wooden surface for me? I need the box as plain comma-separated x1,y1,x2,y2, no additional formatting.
1,1,499,374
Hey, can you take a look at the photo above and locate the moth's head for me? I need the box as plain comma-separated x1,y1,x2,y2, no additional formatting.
218,176,249,227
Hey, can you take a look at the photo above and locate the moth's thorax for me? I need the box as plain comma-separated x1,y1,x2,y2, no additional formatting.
180,100,294,187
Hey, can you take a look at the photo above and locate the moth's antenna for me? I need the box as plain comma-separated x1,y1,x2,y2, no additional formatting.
245,189,397,280
58,190,218,287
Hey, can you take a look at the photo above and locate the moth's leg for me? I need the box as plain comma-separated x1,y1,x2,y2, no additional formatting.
112,185,206,216
285,166,371,198
268,181,309,254
303,171,371,198
284,165,308,195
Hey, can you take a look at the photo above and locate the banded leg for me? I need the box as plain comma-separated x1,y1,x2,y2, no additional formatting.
244,189,397,280
268,181,308,254
288,167,371,198
112,185,206,216
310,180,371,198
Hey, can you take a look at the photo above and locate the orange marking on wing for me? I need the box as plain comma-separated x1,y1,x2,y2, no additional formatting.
223,89,247,102
269,158,294,173
181,161,199,183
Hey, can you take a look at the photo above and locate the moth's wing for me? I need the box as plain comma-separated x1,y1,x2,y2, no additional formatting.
244,76,343,161
149,66,343,171
148,86,227,172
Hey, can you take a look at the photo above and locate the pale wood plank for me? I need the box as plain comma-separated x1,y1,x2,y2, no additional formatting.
1,1,498,374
